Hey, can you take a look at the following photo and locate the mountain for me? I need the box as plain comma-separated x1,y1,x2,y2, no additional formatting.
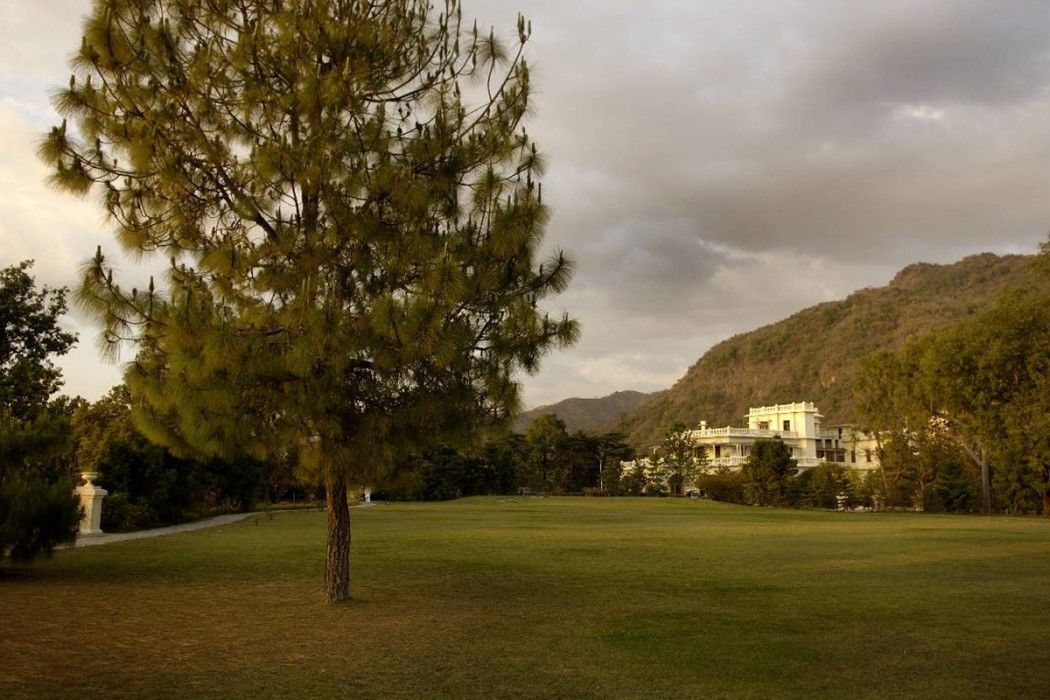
614,252,1033,448
515,390,655,433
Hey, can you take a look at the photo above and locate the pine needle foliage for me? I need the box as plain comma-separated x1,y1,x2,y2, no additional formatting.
43,0,577,601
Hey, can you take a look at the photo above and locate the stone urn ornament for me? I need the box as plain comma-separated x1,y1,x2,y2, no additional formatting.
75,472,108,536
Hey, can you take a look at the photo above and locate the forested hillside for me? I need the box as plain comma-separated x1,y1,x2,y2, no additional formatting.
615,253,1032,448
514,390,653,433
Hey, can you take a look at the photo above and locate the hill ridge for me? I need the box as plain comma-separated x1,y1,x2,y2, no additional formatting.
514,389,654,433
613,252,1032,447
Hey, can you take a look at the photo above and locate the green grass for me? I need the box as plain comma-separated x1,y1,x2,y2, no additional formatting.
2,498,1049,698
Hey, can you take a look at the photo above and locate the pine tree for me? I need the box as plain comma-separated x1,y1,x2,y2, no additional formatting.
42,0,577,602
742,438,797,506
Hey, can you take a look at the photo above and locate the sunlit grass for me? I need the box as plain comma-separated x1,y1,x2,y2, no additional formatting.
2,498,1048,698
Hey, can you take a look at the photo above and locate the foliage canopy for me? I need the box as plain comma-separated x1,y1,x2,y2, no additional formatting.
44,0,576,600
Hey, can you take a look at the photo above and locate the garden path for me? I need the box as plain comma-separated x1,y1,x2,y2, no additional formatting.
73,512,256,548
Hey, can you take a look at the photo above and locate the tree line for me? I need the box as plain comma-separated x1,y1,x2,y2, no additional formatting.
855,241,1050,515
378,414,635,499
1,261,311,566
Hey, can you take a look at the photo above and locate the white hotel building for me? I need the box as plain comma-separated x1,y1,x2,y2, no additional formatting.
691,402,880,471
625,401,881,477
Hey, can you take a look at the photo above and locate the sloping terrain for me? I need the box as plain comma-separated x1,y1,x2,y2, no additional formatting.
615,253,1032,448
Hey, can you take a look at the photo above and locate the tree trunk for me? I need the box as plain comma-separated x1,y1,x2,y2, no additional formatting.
1042,463,1050,518
957,438,992,514
324,471,351,604
979,454,991,514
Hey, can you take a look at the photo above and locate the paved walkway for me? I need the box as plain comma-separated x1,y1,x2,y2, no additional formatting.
71,503,375,548
73,512,257,547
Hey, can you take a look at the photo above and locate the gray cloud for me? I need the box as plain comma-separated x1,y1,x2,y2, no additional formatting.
2,1,1049,406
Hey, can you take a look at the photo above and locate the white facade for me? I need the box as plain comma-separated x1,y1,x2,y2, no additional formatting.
625,402,880,478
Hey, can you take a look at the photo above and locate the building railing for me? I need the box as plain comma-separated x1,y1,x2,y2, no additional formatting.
704,456,823,469
746,402,818,415
690,427,799,439
707,456,748,467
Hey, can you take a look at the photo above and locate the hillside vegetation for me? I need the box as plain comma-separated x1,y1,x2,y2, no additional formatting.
616,253,1032,448
514,390,653,433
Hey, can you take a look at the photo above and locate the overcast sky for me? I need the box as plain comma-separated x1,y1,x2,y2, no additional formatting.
2,1,1049,408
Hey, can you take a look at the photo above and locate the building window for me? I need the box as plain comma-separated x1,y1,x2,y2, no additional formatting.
851,450,856,463
758,421,769,430
865,449,872,463
783,420,791,431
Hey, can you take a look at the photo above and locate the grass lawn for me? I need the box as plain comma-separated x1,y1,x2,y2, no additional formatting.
2,497,1049,698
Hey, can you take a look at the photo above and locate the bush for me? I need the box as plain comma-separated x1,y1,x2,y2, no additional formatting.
696,468,746,504
0,473,80,562
97,439,264,529
933,459,976,513
619,468,646,496
100,492,158,532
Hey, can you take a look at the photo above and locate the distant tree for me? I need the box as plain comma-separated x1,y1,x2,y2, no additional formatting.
619,463,647,496
478,436,522,495
0,261,80,563
72,385,136,475
524,414,569,492
932,458,976,513
655,422,701,496
561,432,599,492
858,241,1050,515
45,1,576,601
800,463,851,509
1,262,77,419
856,351,928,507
642,456,670,496
593,432,633,493
742,438,797,506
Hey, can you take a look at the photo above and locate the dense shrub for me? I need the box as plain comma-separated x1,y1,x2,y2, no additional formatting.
932,460,976,512
619,468,647,496
799,463,852,509
97,439,264,531
696,468,746,504
99,492,157,532
378,445,519,502
0,472,79,562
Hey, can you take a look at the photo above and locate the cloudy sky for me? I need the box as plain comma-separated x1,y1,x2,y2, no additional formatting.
2,1,1049,408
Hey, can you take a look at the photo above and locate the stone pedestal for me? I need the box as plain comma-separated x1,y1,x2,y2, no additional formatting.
75,472,108,536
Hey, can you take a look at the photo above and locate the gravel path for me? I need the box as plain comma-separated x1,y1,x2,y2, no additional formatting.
71,503,375,548
73,512,257,547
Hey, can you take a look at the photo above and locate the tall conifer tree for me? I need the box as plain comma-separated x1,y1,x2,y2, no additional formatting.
42,0,577,602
